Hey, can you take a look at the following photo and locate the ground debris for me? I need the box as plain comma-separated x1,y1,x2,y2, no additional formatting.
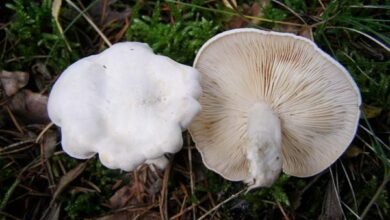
0,70,29,96
7,89,50,124
53,161,88,201
96,210,160,220
319,180,343,220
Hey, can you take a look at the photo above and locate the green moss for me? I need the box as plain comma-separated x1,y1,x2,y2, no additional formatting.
126,1,220,64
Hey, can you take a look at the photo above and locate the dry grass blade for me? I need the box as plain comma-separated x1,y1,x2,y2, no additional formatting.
359,124,390,151
52,0,72,51
64,0,112,47
327,26,390,52
35,122,54,143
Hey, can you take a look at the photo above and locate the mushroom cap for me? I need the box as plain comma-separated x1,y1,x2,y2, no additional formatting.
189,28,361,180
48,42,201,171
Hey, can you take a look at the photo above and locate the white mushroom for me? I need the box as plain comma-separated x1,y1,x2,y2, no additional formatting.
189,28,361,189
48,42,201,171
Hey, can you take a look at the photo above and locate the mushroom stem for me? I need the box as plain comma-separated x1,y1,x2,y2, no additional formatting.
246,102,282,189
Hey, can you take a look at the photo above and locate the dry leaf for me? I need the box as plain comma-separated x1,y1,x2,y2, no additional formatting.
53,162,88,200
0,70,29,96
275,24,313,40
8,90,50,124
345,145,364,158
43,202,61,220
363,105,382,119
90,0,131,28
109,186,133,209
40,162,87,220
319,181,343,220
226,2,265,29
43,130,58,159
32,62,51,79
32,62,52,91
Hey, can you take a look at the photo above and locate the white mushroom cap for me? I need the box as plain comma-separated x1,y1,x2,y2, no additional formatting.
48,42,201,171
190,28,361,188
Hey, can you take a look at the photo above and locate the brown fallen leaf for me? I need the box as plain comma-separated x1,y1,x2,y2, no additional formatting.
32,62,53,91
363,104,382,119
43,202,61,220
319,181,343,220
0,70,29,96
40,162,88,220
274,24,313,40
109,185,133,209
89,0,131,28
52,161,88,201
42,130,58,159
345,145,364,158
226,2,264,29
8,90,50,124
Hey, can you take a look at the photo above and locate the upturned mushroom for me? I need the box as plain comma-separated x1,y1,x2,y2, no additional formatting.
48,42,201,171
189,28,361,189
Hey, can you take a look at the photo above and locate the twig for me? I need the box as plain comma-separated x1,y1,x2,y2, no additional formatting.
198,188,246,220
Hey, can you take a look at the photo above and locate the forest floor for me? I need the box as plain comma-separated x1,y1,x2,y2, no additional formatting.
0,0,389,219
